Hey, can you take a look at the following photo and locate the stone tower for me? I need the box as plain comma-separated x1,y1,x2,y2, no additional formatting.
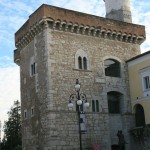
14,4,145,150
104,0,132,23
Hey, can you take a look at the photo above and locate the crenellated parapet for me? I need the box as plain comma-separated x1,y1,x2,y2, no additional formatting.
15,4,146,51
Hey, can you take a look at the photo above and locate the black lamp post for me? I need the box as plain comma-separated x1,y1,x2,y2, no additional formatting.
68,79,89,150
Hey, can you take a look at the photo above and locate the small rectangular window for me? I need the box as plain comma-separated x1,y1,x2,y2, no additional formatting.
96,100,99,112
144,76,150,90
31,107,34,116
92,100,95,112
92,100,99,112
31,62,36,76
24,110,27,119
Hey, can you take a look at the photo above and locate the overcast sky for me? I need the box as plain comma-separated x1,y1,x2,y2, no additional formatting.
0,0,150,136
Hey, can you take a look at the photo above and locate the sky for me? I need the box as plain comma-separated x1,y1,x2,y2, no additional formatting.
0,0,150,137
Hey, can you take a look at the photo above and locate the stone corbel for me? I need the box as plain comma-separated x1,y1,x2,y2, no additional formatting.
79,25,84,34
127,34,132,43
65,24,68,32
25,35,29,43
71,26,74,33
44,20,49,28
122,33,128,42
93,29,97,37
66,22,73,32
54,20,61,30
39,17,54,29
89,27,95,36
116,32,122,41
137,36,145,45
112,32,117,40
107,30,112,39
61,22,67,30
59,23,63,30
132,35,137,44
101,29,107,38
83,26,89,35
96,29,101,37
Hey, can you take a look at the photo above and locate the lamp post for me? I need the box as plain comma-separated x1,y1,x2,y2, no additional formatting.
68,79,89,150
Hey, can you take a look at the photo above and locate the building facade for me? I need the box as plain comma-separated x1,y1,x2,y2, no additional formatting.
14,1,145,150
127,51,150,150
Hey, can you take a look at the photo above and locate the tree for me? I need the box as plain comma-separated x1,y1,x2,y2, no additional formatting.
1,100,22,150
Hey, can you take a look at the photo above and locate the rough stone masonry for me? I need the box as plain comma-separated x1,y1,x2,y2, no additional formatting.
14,3,145,150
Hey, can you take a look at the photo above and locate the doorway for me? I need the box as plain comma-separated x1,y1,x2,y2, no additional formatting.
111,144,119,150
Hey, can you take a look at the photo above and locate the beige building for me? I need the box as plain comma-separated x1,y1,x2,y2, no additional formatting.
127,51,150,150
14,1,146,150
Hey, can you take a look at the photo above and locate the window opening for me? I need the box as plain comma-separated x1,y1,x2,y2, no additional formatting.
92,100,95,112
78,56,82,69
31,62,36,76
24,110,27,119
96,100,99,112
104,59,121,77
92,100,99,112
107,91,122,114
144,76,150,90
31,107,34,116
83,57,87,70
135,104,145,127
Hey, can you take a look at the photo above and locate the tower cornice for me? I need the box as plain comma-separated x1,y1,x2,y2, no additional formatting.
15,4,146,50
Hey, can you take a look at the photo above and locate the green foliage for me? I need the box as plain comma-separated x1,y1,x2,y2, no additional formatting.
1,100,22,150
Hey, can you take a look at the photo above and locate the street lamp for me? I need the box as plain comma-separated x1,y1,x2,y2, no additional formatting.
68,79,89,150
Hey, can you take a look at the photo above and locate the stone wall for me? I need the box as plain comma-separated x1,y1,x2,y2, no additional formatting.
20,30,50,150
42,28,138,149
19,21,140,149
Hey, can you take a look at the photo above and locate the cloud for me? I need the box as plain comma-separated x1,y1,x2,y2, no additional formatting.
0,65,20,136
53,0,105,17
131,0,150,52
0,56,15,67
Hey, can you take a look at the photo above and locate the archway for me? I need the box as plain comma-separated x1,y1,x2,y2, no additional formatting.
134,104,145,127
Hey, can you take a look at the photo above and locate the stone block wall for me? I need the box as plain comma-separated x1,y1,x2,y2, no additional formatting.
20,25,140,150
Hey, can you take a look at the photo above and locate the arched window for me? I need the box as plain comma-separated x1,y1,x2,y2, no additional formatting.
75,50,89,70
83,57,87,69
78,56,88,70
107,91,122,114
104,59,121,77
135,104,145,127
78,56,82,69
92,100,95,112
